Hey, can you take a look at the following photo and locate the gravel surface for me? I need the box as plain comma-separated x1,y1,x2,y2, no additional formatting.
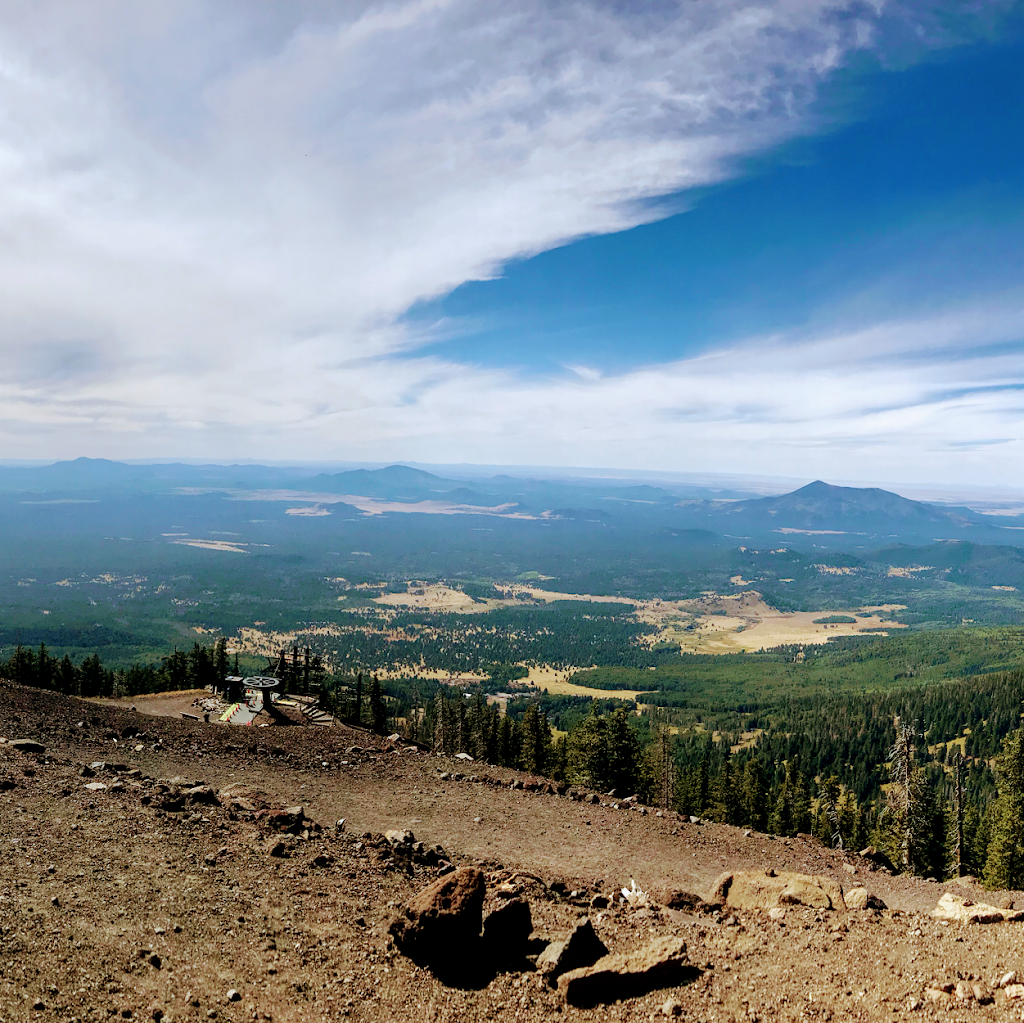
4,681,1024,1022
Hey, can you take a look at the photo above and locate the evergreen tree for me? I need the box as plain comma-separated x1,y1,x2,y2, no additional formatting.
742,757,769,831
984,727,1024,888
369,676,387,733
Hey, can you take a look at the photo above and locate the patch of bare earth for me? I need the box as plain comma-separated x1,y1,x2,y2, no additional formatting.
3,682,1024,1021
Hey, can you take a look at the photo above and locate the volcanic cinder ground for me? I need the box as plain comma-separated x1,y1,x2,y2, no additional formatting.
2,683,1024,1023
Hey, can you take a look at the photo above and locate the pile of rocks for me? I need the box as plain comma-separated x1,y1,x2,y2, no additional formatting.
389,867,702,1004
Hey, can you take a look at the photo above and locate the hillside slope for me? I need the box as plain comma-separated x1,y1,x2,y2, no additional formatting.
4,684,1024,1020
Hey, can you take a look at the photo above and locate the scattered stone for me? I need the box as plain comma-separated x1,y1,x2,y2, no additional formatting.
537,918,609,981
557,935,698,1008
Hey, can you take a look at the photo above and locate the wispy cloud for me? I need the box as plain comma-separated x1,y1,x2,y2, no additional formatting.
0,0,1012,480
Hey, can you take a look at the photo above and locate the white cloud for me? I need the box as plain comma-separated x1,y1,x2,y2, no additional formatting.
0,0,1013,482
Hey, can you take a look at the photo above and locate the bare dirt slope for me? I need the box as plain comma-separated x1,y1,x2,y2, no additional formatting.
3,682,1024,1023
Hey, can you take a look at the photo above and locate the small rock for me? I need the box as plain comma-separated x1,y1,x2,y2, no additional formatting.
32,1000,45,1011
11,739,44,754
973,983,993,1005
336,818,347,832
924,986,951,1004
50,896,59,907
954,980,973,1002
84,782,108,792
204,854,217,866
537,918,609,981
998,971,1018,988
842,863,857,875
226,989,241,1002
1004,983,1024,1000
768,907,786,922
845,888,886,911
589,893,610,910
906,995,922,1011
661,998,683,1016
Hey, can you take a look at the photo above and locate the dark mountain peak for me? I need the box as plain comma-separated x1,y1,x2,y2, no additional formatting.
360,464,445,484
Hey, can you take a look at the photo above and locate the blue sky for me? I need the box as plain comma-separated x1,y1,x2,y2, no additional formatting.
1,2,1023,484
417,33,1024,375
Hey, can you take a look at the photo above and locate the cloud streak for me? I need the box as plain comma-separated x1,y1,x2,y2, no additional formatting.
0,0,1015,482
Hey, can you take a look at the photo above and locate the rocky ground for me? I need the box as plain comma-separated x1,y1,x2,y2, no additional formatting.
4,681,1024,1023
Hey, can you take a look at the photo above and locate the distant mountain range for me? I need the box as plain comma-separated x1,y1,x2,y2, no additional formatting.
0,459,1019,547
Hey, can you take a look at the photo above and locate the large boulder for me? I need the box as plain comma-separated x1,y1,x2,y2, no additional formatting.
557,936,699,1008
930,892,1012,924
389,868,486,976
537,918,609,981
710,870,846,912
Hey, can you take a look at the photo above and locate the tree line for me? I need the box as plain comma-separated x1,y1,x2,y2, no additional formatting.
0,640,232,698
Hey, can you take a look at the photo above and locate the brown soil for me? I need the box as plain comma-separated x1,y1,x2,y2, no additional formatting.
3,682,1024,1022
